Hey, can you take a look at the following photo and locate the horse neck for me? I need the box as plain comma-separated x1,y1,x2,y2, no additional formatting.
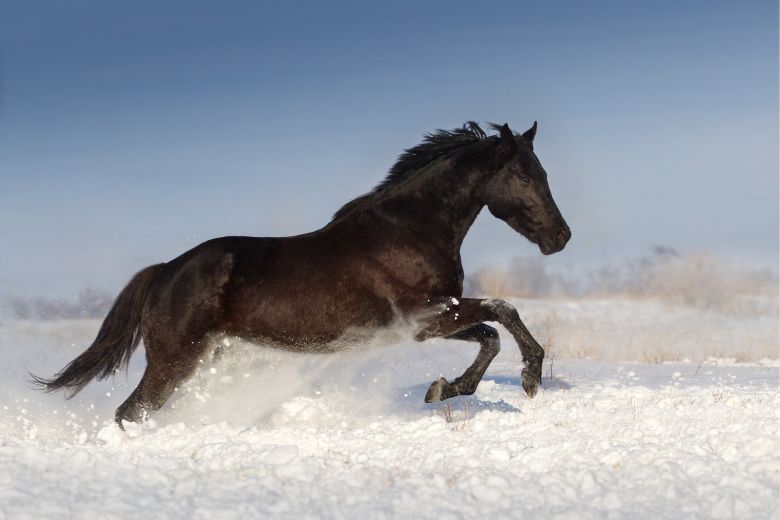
379,158,489,253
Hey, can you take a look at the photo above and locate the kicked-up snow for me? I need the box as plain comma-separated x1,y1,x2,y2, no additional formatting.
0,297,777,519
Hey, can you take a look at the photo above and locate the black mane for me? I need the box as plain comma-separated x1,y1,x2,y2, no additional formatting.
332,121,503,221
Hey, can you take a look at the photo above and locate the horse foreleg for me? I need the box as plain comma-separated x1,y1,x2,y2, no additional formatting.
414,297,544,399
415,323,500,402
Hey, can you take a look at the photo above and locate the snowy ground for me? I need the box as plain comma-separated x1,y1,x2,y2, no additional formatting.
0,297,778,519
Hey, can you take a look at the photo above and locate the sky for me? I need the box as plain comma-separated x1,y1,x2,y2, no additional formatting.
1,0,777,298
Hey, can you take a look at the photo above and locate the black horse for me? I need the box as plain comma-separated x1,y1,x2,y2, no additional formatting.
35,121,571,428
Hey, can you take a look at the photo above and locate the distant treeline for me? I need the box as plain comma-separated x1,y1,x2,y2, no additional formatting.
8,289,113,320
6,248,777,320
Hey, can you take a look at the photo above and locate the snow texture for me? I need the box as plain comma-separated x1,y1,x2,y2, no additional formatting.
0,297,777,519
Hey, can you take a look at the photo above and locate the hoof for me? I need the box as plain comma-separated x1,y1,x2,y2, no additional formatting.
425,377,453,403
115,403,146,430
521,369,541,398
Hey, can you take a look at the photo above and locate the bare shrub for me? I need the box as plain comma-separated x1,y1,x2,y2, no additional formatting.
639,343,684,364
469,256,573,298
628,253,777,315
469,266,516,299
466,248,778,317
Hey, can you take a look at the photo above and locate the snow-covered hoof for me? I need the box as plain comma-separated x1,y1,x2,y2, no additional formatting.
114,402,146,431
425,377,457,403
521,369,540,398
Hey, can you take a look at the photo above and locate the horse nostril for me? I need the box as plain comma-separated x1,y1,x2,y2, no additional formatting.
555,229,569,246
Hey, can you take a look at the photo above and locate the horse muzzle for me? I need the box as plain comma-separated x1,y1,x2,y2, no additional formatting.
539,225,571,255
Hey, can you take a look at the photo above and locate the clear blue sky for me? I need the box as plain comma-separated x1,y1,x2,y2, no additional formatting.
1,0,777,297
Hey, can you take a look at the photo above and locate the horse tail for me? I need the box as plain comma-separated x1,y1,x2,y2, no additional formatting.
32,263,165,398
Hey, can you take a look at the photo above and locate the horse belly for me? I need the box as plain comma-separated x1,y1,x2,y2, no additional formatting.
224,281,397,350
218,237,454,350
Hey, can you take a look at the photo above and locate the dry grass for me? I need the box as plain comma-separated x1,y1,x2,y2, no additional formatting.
440,402,454,423
438,396,472,430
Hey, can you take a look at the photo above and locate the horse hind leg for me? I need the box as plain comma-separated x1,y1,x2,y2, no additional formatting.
115,250,235,428
115,335,212,429
115,365,173,427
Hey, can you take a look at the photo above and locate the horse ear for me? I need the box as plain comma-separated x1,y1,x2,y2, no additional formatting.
498,123,516,157
522,121,537,143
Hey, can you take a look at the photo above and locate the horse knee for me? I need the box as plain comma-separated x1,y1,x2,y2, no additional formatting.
481,298,520,323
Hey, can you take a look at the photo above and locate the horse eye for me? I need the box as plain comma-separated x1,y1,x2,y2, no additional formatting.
520,177,530,184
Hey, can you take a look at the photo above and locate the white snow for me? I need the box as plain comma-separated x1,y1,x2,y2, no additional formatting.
0,297,778,518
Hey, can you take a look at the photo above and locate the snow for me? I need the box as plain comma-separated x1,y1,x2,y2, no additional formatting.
0,297,778,518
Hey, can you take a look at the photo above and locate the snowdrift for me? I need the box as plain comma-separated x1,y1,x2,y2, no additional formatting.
0,296,777,518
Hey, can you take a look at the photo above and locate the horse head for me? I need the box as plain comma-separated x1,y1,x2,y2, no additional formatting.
482,122,571,255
